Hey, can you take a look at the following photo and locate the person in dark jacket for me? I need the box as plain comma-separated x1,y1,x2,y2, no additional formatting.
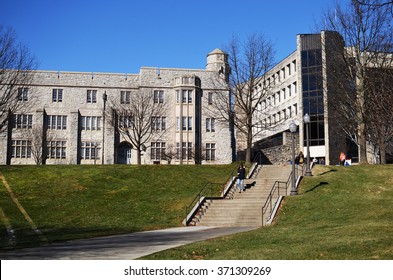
237,163,246,193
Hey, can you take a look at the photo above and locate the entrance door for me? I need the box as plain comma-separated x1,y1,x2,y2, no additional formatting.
117,142,132,164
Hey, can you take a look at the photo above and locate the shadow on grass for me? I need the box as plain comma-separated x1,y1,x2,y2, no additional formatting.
318,168,338,176
305,182,329,193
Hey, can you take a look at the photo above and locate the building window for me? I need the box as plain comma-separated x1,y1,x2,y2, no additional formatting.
151,142,166,160
121,91,131,104
87,90,97,103
52,89,63,102
188,117,192,131
182,117,187,130
18,88,29,101
182,90,192,103
81,142,100,160
47,115,67,130
81,116,101,130
206,118,215,132
181,116,192,131
208,92,213,105
154,90,164,103
151,116,166,131
206,143,216,161
13,114,32,129
176,117,180,131
176,90,180,103
11,140,31,158
47,141,67,159
176,142,180,159
181,142,193,160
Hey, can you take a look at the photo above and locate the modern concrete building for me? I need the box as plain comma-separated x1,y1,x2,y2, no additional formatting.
242,31,359,165
0,49,233,165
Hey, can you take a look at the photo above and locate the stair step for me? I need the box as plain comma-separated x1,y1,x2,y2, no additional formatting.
194,164,291,227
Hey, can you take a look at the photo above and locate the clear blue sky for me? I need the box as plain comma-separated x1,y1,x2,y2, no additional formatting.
1,0,337,74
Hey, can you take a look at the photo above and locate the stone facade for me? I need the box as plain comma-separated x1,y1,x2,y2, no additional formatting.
0,49,234,165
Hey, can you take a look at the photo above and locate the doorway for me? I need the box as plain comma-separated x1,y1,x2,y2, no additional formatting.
117,142,132,164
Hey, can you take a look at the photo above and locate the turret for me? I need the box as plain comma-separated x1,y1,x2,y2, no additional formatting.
206,48,230,82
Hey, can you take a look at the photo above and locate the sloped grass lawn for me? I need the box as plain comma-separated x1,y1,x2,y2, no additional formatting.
144,165,393,260
0,164,236,250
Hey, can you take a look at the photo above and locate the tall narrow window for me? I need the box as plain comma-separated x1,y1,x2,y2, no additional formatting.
87,90,97,103
206,143,216,161
121,91,131,104
154,90,164,103
188,117,192,131
208,92,213,105
18,88,29,101
182,116,187,130
176,117,180,131
52,89,63,102
206,118,215,132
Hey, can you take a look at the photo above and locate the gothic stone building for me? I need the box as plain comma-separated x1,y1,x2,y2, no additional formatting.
0,49,233,165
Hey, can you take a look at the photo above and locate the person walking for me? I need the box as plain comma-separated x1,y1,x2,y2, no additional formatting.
237,163,246,193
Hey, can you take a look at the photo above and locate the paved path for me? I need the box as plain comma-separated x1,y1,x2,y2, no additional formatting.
0,226,256,260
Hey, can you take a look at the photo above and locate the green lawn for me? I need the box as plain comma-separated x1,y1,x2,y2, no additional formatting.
0,164,237,250
143,165,393,260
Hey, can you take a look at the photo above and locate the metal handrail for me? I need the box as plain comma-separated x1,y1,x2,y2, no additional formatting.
184,164,239,226
261,162,307,226
261,180,290,226
184,182,214,226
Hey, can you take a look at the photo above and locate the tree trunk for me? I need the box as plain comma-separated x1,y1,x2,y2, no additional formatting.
245,125,253,164
358,122,368,164
136,149,141,165
379,136,386,164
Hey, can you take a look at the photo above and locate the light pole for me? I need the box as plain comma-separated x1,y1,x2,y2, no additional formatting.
304,113,312,176
289,120,297,195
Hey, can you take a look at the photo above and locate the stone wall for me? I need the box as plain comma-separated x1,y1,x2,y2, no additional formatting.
1,49,233,165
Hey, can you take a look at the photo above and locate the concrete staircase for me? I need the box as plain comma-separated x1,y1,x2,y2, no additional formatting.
196,165,292,227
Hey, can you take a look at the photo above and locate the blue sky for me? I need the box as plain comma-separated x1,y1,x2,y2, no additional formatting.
1,0,337,74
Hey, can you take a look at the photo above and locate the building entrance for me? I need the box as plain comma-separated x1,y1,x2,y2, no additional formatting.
117,142,132,164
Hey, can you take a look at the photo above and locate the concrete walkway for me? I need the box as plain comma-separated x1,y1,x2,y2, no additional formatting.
0,226,256,260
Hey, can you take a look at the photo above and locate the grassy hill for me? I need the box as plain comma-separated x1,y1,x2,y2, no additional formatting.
0,164,237,250
144,165,393,260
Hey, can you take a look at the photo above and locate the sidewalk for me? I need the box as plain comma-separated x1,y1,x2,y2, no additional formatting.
0,226,256,260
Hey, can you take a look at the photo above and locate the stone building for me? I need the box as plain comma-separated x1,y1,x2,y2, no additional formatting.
0,49,234,165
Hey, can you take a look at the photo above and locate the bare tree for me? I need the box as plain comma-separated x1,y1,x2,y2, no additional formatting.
27,126,53,165
206,33,276,164
321,0,393,164
161,143,177,164
365,68,393,163
0,26,37,133
108,89,169,165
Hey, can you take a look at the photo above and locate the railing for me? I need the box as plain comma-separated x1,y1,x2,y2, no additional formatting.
261,177,291,226
184,165,239,226
247,162,258,179
261,163,306,226
184,182,215,226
